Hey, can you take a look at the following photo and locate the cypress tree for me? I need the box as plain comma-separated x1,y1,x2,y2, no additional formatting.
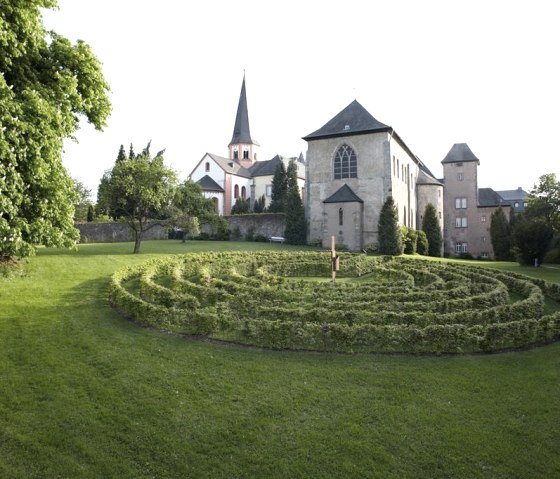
87,204,95,222
422,203,442,257
268,161,287,212
490,206,512,260
116,144,127,163
378,196,402,255
284,160,306,244
416,230,429,255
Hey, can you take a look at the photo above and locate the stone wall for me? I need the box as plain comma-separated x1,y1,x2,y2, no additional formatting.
226,213,285,240
75,222,168,243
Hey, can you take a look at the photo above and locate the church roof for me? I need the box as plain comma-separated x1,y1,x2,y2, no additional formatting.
195,175,224,192
323,184,363,203
416,168,443,186
207,153,251,177
478,188,506,207
303,100,391,141
229,75,258,147
495,187,528,201
441,143,480,164
249,155,284,177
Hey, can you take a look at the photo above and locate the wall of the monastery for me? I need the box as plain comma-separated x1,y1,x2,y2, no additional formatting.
76,222,168,243
306,133,391,249
203,191,223,215
227,213,285,239
388,138,420,229
323,202,363,250
417,184,444,234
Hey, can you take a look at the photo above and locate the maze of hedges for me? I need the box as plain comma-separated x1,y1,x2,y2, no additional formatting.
109,252,560,353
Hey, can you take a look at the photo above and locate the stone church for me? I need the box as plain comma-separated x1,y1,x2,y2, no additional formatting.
304,100,443,252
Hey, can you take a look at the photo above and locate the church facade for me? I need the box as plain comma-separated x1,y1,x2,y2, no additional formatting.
303,100,443,252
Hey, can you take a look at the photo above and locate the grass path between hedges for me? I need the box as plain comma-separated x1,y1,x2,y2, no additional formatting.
0,240,559,478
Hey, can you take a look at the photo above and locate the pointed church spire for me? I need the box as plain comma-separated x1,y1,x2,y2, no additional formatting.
229,74,256,147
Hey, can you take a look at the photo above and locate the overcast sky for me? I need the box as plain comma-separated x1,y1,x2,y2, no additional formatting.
42,0,560,197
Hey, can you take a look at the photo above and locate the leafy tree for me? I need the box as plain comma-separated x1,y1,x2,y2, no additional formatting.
98,143,177,253
0,0,111,260
416,230,429,255
170,179,216,241
525,173,560,233
268,161,287,212
402,227,418,255
72,178,93,222
231,197,251,215
422,203,442,257
490,207,512,260
284,160,306,244
512,214,553,266
378,197,402,255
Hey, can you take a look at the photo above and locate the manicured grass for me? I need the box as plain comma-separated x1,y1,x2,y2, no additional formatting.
1,241,559,478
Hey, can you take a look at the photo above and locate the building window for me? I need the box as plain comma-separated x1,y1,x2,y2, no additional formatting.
241,186,246,199
393,156,396,176
205,162,210,172
482,236,487,243
397,159,400,179
481,252,489,259
243,149,249,159
455,217,467,228
455,197,467,209
234,184,239,199
481,215,487,222
212,197,219,214
266,184,272,197
455,242,468,253
514,202,519,208
334,144,357,179
457,172,464,181
339,208,343,226
403,206,407,226
233,150,239,160
438,211,442,219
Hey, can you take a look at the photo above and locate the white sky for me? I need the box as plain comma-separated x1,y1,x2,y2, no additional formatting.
42,0,560,198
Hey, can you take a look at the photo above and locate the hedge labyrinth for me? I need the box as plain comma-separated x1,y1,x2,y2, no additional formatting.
109,252,560,353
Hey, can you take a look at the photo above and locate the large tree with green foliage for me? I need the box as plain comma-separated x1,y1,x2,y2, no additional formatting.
170,179,216,241
525,173,560,233
490,207,512,260
422,203,442,257
378,196,402,255
268,161,288,212
98,143,177,253
0,0,111,260
72,178,93,222
284,159,306,244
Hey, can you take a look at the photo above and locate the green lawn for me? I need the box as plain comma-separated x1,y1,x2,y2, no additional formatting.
1,240,559,478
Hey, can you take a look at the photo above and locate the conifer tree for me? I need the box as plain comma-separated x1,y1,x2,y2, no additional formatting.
490,206,512,260
268,161,287,212
284,160,306,244
422,203,442,257
116,144,127,162
378,197,402,255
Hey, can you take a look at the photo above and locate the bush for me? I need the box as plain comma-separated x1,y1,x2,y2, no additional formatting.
416,230,429,255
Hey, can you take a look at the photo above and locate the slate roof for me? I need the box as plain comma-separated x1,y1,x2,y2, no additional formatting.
207,153,251,178
196,175,224,192
495,187,528,201
249,155,284,177
416,168,443,186
229,75,258,147
478,188,506,207
323,184,363,203
303,100,391,141
441,143,480,164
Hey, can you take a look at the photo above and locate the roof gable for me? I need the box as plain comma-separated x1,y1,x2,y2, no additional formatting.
324,184,363,203
196,175,224,192
303,100,391,141
441,143,480,164
207,153,251,178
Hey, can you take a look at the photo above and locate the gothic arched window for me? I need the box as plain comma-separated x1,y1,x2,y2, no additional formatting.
241,186,246,199
234,184,239,199
334,144,357,179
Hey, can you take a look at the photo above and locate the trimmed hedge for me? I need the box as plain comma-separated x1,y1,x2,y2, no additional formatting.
108,252,560,353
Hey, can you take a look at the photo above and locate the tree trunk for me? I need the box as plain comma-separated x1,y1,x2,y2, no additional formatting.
133,226,142,254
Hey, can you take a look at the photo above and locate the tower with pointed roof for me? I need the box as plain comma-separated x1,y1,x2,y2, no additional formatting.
228,75,260,169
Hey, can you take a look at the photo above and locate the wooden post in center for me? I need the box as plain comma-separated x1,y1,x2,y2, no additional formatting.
331,235,337,285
